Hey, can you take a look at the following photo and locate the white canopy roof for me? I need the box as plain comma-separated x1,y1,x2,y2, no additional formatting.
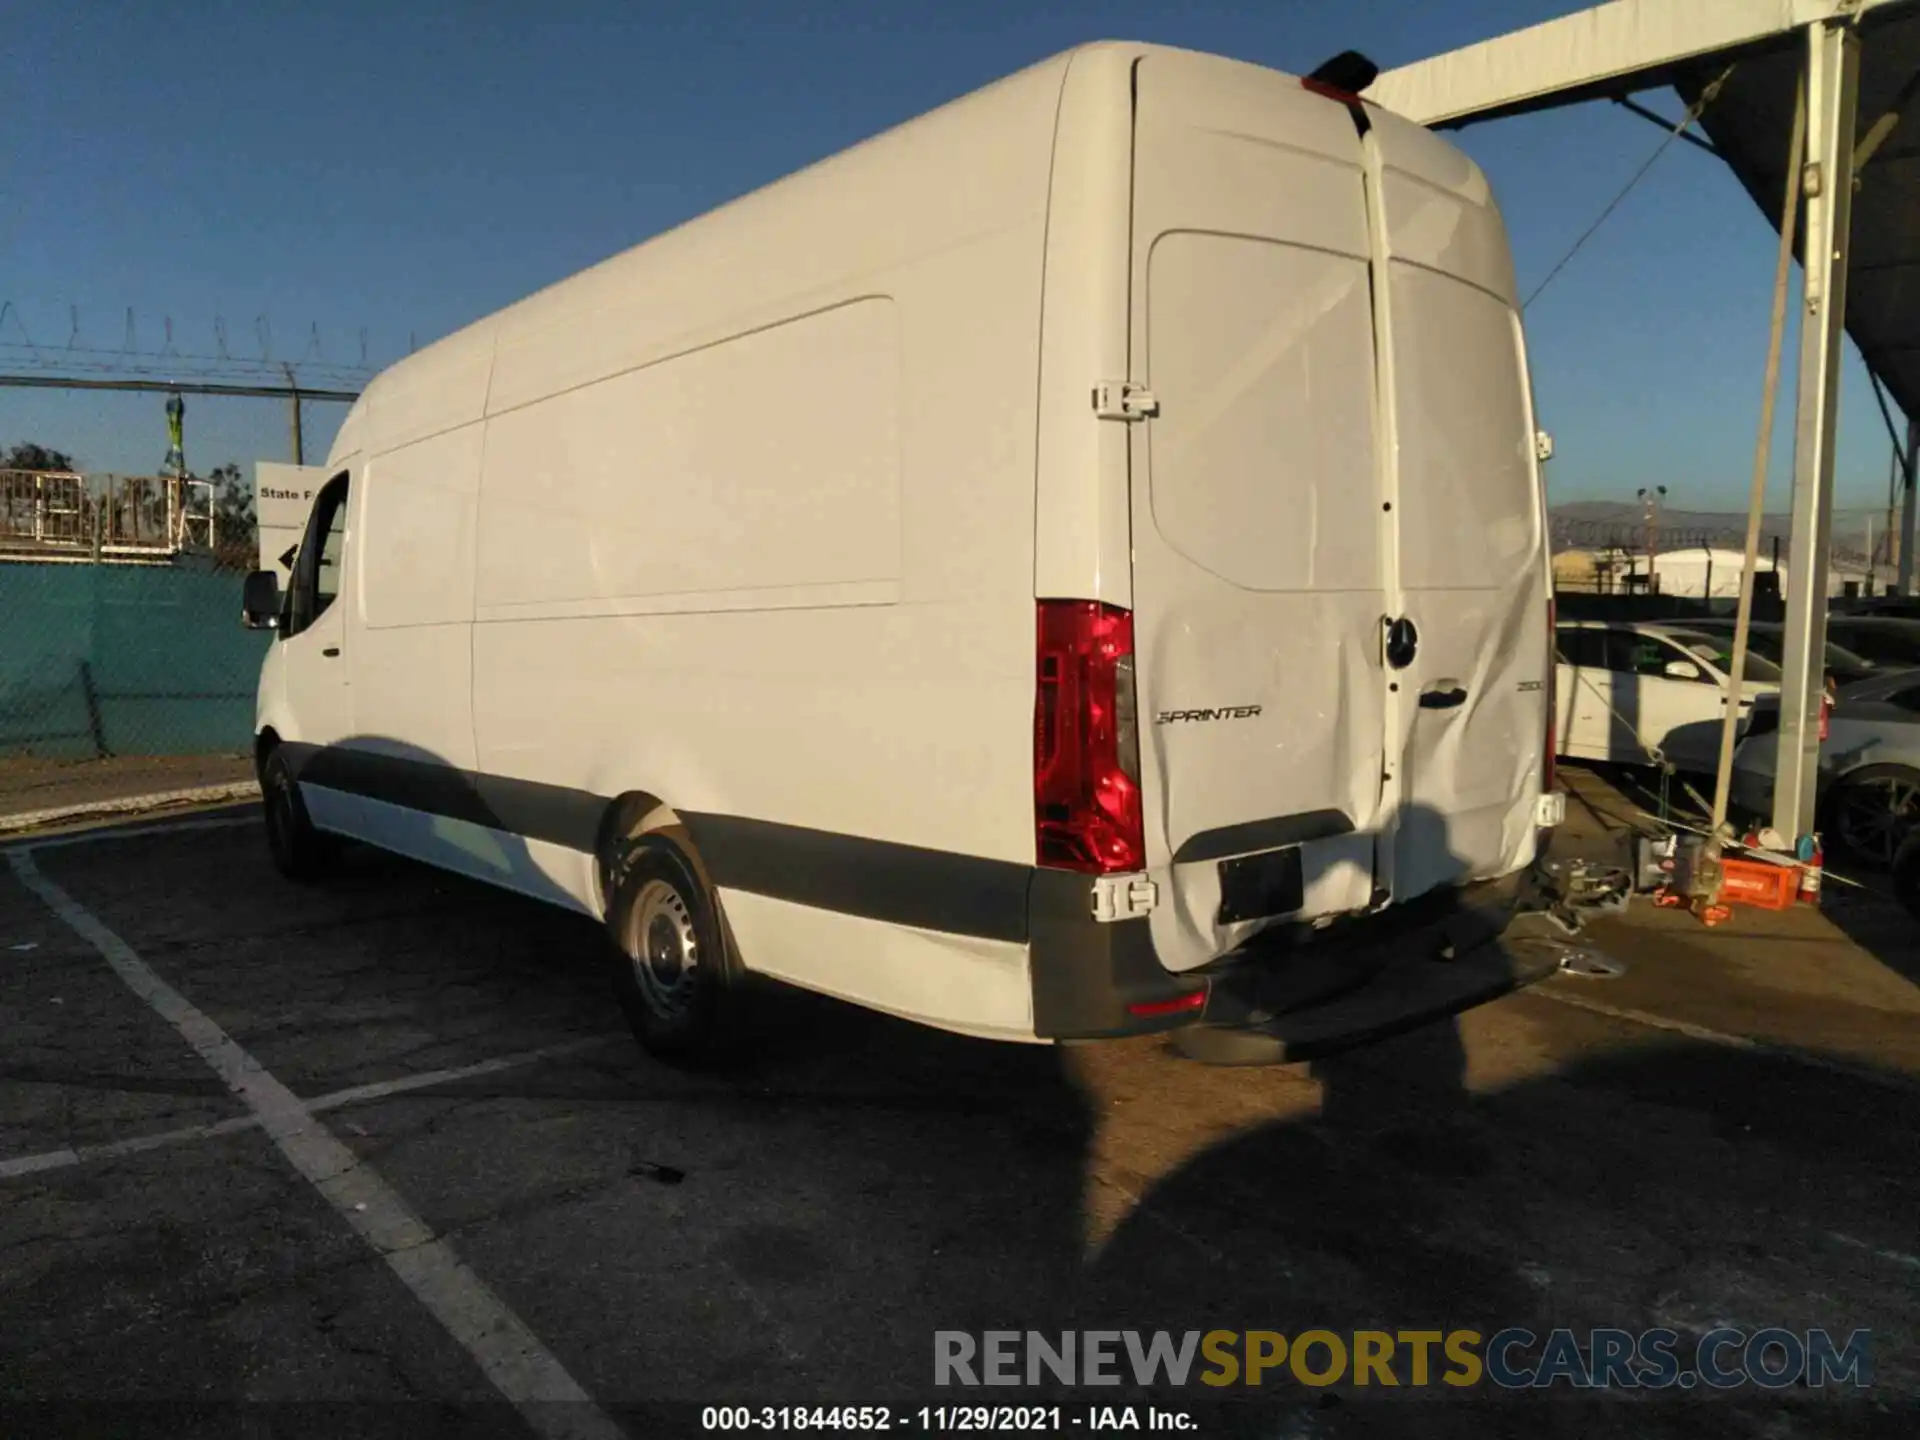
1371,0,1920,422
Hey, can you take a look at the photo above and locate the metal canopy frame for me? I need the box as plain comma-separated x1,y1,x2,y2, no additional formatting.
1371,0,1920,844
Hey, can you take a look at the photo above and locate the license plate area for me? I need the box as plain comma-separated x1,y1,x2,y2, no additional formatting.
1216,846,1305,925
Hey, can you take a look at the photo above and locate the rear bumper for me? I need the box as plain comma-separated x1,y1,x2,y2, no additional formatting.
1028,869,1208,1040
1028,865,1545,1047
1175,871,1554,1065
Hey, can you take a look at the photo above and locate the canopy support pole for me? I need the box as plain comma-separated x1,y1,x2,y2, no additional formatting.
1901,416,1919,594
1710,67,1805,838
1773,18,1861,845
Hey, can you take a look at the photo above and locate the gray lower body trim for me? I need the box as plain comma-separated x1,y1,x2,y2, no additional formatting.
269,739,1230,1039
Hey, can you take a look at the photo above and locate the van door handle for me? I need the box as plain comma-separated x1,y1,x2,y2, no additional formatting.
1418,683,1467,710
322,646,340,658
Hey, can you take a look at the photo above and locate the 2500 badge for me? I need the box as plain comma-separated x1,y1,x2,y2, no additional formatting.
1156,705,1262,725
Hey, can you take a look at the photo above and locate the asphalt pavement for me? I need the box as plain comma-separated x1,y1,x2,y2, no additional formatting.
1,792,1915,1438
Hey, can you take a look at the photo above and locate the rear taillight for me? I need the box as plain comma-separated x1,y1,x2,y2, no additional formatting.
1820,693,1832,742
1543,598,1557,796
1035,600,1145,874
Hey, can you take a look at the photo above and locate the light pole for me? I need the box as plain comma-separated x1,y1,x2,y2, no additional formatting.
1637,485,1667,593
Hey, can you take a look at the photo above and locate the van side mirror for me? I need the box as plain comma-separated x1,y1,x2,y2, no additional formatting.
1664,659,1702,682
242,570,281,630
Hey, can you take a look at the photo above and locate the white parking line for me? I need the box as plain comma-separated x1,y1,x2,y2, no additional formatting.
0,1035,619,1182
6,849,626,1440
2,813,259,852
309,1035,617,1112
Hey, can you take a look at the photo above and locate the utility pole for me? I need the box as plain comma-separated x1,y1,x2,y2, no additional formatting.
283,363,304,465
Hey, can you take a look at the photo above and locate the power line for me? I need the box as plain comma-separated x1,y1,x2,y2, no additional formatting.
0,346,371,389
0,304,383,384
1524,65,1737,312
0,374,361,402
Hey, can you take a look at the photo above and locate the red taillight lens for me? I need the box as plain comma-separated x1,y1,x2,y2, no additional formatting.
1543,598,1558,797
1820,694,1832,742
1035,600,1145,874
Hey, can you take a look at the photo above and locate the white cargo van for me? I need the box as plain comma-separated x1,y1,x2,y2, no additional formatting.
243,41,1562,1064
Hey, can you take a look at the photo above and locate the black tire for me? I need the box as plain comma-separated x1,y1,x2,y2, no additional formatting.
605,836,743,1065
1892,830,1920,919
1821,763,1920,870
261,745,337,882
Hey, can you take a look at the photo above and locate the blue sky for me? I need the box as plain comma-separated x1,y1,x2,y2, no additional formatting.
1,0,1906,515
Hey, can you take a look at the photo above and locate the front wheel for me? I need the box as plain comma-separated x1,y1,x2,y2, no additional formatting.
261,746,337,882
1823,764,1920,869
606,837,744,1065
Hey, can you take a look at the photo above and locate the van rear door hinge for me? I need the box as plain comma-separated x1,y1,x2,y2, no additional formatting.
1091,873,1159,923
1092,381,1159,421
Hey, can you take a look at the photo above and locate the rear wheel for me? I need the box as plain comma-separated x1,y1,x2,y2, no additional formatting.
1823,764,1920,869
606,837,743,1064
261,746,337,882
1892,831,1920,918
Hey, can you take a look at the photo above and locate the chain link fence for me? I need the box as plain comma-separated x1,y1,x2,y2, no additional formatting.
1550,506,1902,601
2,473,264,765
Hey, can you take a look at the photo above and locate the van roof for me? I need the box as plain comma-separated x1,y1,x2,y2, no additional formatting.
328,40,1356,466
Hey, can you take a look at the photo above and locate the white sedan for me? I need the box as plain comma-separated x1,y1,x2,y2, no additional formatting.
1554,620,1782,772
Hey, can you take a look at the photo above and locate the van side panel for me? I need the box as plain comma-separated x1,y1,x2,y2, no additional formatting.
475,299,902,616
463,58,1068,1035
348,424,482,777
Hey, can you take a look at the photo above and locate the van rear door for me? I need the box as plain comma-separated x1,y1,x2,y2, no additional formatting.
1363,111,1550,901
1124,55,1391,973
1124,54,1549,974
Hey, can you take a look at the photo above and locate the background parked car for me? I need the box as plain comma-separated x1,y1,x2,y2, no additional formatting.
1823,616,1920,671
1555,620,1780,772
1687,618,1879,686
1732,668,1920,866
1831,595,1920,621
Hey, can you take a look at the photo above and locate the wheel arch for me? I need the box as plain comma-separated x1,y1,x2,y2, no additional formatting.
593,790,718,912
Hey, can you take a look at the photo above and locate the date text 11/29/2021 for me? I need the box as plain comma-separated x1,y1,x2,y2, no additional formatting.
701,1407,1196,1432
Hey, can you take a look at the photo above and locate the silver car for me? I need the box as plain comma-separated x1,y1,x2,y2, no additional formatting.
1732,669,1920,865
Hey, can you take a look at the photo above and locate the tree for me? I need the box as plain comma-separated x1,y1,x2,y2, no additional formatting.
207,461,258,568
3,441,76,472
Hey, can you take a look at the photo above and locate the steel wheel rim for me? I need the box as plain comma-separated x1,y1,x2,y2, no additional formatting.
626,878,700,1017
1834,777,1920,867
